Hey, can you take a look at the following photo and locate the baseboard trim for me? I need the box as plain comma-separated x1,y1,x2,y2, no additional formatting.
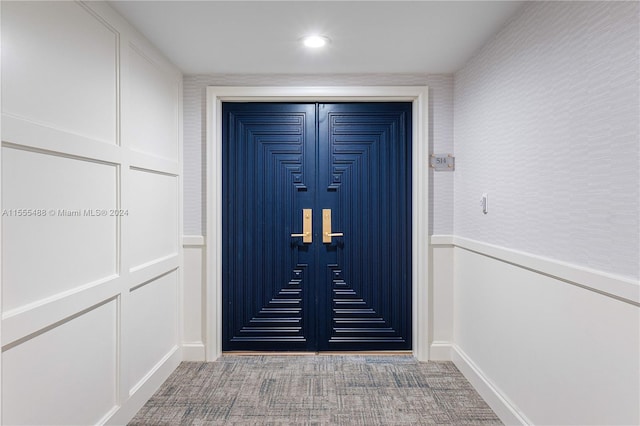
451,345,531,426
104,346,182,425
182,342,206,361
430,235,639,305
429,341,452,360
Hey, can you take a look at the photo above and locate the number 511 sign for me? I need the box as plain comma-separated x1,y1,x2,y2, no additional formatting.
430,154,455,171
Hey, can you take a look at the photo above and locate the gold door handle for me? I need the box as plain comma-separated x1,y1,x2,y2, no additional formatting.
291,208,312,243
322,209,343,243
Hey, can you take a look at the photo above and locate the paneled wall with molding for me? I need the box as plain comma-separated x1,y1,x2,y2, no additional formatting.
1,1,183,424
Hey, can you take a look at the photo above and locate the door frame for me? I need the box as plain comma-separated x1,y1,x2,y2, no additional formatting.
205,86,430,361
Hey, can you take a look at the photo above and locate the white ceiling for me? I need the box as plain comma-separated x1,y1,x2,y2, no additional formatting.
109,1,524,75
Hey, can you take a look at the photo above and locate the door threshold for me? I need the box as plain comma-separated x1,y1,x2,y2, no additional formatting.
319,351,413,356
223,350,413,356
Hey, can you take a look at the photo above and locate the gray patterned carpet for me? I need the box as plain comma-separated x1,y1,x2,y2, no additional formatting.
129,355,502,425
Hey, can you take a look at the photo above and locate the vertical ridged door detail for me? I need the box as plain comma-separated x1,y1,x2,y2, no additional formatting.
223,103,411,352
318,104,412,350
223,104,316,351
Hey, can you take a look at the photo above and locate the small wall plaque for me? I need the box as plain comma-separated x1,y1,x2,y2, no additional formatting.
430,154,455,171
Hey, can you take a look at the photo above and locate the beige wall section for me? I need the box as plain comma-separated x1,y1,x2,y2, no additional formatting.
0,2,183,424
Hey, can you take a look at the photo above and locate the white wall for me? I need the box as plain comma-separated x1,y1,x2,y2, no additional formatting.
1,1,183,424
448,2,640,424
452,241,639,426
182,236,205,361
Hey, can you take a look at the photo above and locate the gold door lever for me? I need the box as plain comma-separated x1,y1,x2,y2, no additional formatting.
291,208,312,243
322,209,343,243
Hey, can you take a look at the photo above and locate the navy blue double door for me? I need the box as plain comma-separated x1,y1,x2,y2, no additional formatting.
223,102,412,352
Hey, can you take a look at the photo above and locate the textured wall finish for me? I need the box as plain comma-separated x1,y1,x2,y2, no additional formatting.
454,1,639,279
182,73,454,236
427,75,454,235
451,2,640,424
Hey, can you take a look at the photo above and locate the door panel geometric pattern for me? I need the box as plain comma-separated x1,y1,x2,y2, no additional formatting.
329,266,405,344
319,105,412,350
233,266,306,343
223,104,315,351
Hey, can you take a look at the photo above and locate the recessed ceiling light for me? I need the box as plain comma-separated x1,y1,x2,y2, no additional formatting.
302,35,330,48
